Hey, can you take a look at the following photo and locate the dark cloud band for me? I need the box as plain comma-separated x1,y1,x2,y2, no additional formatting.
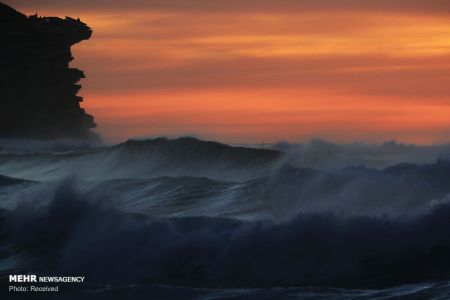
5,0,450,15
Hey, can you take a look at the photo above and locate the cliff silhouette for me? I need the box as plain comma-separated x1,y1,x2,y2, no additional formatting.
0,3,97,140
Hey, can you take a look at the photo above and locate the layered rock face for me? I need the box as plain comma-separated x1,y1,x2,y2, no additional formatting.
0,3,96,139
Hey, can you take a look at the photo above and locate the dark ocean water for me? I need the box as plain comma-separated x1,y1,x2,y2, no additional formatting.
1,137,450,299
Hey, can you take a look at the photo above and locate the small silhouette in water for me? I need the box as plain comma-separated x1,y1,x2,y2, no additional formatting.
0,3,97,140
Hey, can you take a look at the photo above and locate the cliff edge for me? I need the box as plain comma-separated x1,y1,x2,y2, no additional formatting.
0,3,97,140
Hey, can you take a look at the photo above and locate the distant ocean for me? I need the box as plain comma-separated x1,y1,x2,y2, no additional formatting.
1,137,450,299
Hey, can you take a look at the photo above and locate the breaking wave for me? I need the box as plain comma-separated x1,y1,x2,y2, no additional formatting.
2,137,450,298
2,179,450,290
267,159,450,219
272,139,450,169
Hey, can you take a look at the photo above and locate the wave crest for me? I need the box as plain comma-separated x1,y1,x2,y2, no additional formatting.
3,180,450,289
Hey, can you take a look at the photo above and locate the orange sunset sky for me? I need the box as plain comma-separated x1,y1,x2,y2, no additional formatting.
6,0,450,144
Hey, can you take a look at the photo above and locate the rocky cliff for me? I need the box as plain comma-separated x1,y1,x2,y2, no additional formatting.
0,3,96,140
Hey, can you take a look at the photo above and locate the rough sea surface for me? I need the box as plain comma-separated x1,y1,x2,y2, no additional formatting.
1,137,450,299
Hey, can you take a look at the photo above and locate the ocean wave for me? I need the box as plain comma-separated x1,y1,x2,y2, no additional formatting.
266,159,450,219
2,179,450,289
3,139,450,294
83,176,268,219
0,175,31,187
3,158,450,220
272,139,450,169
0,137,281,182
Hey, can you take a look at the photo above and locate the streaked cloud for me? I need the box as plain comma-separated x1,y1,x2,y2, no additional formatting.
4,1,450,144
7,0,450,15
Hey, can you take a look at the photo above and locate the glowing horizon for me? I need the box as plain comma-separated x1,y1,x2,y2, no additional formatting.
6,1,450,144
